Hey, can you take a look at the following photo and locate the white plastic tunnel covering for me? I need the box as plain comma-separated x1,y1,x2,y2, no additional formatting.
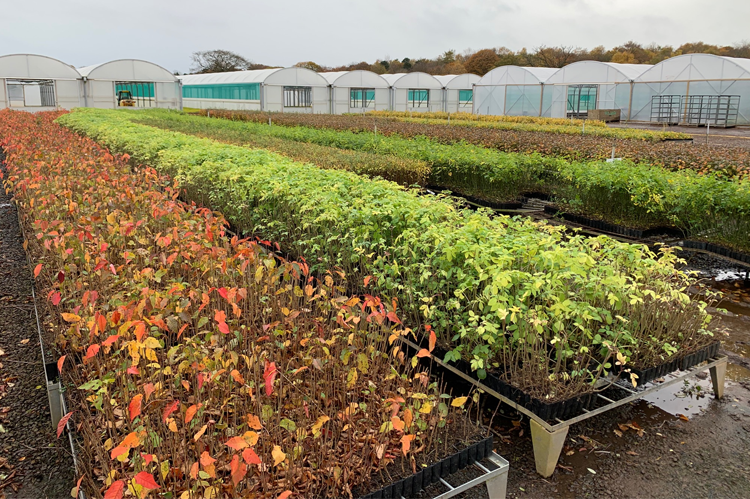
541,61,652,118
179,69,282,111
179,67,329,114
473,66,557,116
0,54,82,110
630,54,750,125
434,74,481,113
382,73,445,112
320,70,390,114
78,59,181,109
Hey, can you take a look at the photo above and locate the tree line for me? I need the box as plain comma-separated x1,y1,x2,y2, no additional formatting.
189,41,750,76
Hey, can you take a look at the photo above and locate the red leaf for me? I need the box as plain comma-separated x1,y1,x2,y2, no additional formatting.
162,400,179,422
230,454,247,486
428,330,436,353
57,355,66,375
263,360,277,397
72,475,84,498
218,287,229,300
218,322,230,335
84,343,100,360
386,311,401,324
57,271,65,283
33,264,42,278
242,448,261,465
126,366,139,375
103,480,125,499
102,334,119,346
141,452,155,464
57,411,74,438
134,471,159,490
51,292,61,306
416,349,431,358
129,394,143,421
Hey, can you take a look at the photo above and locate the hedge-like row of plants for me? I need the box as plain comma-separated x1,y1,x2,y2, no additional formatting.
137,110,750,252
58,108,716,404
363,111,692,141
364,110,608,128
1,109,479,498
203,109,750,178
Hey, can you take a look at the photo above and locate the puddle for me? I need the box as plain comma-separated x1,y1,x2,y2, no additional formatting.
639,377,724,418
714,269,749,281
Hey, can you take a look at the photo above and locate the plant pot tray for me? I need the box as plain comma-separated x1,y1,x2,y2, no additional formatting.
682,240,750,265
425,185,523,211
627,341,721,385
544,205,682,238
405,336,597,422
357,436,496,499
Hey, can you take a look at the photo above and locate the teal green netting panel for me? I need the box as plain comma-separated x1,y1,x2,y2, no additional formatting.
350,89,376,107
183,83,261,100
458,89,473,103
116,83,154,98
408,89,429,106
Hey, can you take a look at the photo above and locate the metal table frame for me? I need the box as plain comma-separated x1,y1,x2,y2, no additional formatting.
398,452,509,499
400,337,727,478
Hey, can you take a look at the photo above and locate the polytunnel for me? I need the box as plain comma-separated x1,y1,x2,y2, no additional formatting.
180,67,330,113
473,66,558,116
630,54,750,126
0,54,82,110
320,70,390,114
78,59,181,109
382,73,444,112
434,74,481,113
541,61,652,118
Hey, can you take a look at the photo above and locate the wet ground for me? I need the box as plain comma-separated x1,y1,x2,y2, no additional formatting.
0,167,74,498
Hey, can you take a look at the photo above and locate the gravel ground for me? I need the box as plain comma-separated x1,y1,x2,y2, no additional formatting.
0,158,74,498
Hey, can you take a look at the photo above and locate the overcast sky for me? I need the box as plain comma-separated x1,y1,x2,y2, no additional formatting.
1,0,748,72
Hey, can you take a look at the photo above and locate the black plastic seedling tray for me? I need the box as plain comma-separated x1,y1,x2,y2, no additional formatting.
629,342,721,385
683,240,750,264
356,436,494,499
544,205,683,238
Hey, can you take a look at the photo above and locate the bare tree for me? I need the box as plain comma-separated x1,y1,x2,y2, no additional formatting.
190,50,254,74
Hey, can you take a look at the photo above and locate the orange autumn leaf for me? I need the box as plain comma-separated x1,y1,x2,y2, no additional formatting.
242,448,261,465
401,434,415,456
391,416,405,432
61,313,81,323
247,414,263,430
416,349,431,358
200,451,216,467
225,436,248,451
185,403,201,424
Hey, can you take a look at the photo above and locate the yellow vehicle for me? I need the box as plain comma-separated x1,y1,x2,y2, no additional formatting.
117,90,136,107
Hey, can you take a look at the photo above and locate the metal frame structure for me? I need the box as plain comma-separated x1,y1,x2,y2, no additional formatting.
400,337,727,478
429,452,509,499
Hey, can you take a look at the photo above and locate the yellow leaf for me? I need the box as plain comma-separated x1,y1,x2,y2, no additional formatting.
311,415,330,436
61,313,81,323
145,348,158,362
193,424,208,442
142,337,162,349
346,368,358,388
419,402,433,414
107,213,117,225
451,396,468,407
168,419,178,433
272,445,286,467
243,431,259,446
160,460,170,480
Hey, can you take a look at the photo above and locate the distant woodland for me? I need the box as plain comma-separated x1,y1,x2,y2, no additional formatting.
189,42,750,76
